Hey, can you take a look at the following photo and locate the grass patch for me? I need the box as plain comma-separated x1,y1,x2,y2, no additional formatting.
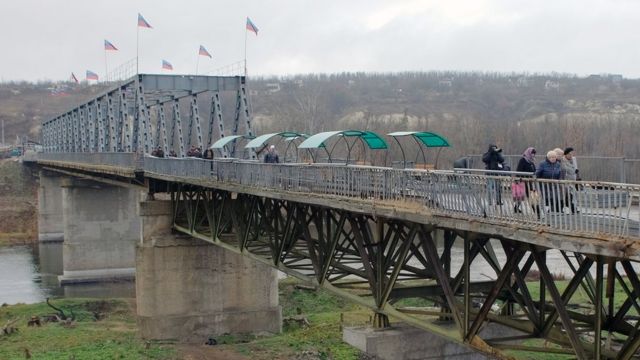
524,278,636,316
211,278,371,360
0,298,175,360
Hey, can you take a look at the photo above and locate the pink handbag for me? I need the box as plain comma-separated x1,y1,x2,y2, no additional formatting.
511,182,526,201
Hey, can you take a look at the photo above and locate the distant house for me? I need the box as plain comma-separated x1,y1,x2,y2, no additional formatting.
438,78,453,88
544,80,560,91
610,74,623,85
265,83,281,93
293,79,304,88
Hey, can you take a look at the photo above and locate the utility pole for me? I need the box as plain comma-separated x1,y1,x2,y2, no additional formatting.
1,118,4,146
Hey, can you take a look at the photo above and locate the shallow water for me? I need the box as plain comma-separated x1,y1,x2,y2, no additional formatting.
0,243,134,305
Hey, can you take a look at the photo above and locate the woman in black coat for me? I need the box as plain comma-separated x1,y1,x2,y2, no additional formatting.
517,147,539,217
516,147,536,173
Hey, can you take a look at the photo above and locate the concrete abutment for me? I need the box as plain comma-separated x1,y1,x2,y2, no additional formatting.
136,200,282,342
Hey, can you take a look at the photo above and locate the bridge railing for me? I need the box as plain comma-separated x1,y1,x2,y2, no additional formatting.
38,152,138,170
142,156,640,240
466,154,640,184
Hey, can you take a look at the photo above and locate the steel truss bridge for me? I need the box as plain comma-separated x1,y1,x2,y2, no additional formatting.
35,75,640,359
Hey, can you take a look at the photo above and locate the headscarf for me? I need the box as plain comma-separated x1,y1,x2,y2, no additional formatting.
523,147,536,164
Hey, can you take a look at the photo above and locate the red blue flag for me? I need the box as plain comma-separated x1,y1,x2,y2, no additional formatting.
161,60,173,70
70,72,79,84
246,17,258,35
138,13,152,28
86,70,99,80
199,45,212,58
104,39,118,51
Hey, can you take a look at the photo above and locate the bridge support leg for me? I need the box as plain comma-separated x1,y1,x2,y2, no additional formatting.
136,200,281,342
58,178,141,284
37,170,64,242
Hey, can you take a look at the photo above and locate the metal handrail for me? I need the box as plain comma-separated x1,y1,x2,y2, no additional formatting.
37,153,640,240
142,156,640,240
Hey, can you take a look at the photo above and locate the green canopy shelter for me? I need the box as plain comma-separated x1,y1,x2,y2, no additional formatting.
244,131,308,163
387,131,450,169
209,134,255,159
298,130,387,164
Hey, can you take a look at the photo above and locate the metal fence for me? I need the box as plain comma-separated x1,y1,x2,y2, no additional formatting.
143,156,640,240
38,152,138,170
36,153,640,239
466,155,640,184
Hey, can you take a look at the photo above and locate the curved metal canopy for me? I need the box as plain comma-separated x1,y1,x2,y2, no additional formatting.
298,130,387,149
387,131,450,169
244,132,307,148
387,131,450,147
209,135,254,149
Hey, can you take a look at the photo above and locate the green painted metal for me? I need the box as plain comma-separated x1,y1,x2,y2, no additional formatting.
166,184,640,360
387,131,451,148
298,130,387,150
245,132,307,148
209,134,254,149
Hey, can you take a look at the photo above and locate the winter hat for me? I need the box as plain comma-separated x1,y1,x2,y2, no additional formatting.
564,147,574,155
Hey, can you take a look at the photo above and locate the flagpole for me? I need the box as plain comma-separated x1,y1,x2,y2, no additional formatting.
244,26,248,77
104,49,108,83
196,55,200,76
136,25,140,75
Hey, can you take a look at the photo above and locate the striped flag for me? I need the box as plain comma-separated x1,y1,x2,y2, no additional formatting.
246,17,258,35
199,45,212,58
104,39,118,51
70,72,79,84
161,60,173,70
86,70,99,80
138,13,152,28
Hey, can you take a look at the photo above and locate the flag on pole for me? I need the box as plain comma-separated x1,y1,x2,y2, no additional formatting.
198,45,212,58
138,13,152,28
86,70,99,80
246,17,259,35
104,39,118,51
161,60,173,70
70,72,79,84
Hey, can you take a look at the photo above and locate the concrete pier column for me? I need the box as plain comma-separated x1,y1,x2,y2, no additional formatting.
136,200,282,342
38,170,64,242
59,178,141,284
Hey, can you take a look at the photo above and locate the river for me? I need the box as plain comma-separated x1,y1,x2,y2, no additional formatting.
0,243,135,305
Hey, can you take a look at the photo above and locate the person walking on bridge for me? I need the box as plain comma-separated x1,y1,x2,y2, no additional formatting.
517,147,540,217
482,144,505,205
561,147,579,213
264,145,279,164
536,150,562,213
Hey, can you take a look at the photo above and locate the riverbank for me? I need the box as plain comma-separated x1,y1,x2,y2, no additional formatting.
0,278,369,360
1,274,630,359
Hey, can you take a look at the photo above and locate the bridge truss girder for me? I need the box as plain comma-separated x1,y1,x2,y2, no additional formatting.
167,182,640,360
42,75,254,157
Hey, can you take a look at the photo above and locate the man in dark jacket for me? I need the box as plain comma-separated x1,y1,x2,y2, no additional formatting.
482,144,505,171
482,144,505,205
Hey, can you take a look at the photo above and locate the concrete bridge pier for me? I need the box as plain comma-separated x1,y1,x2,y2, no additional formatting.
37,170,64,242
135,200,282,342
58,178,141,284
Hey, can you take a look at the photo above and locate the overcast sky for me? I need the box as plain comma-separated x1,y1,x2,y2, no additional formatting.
1,0,639,82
